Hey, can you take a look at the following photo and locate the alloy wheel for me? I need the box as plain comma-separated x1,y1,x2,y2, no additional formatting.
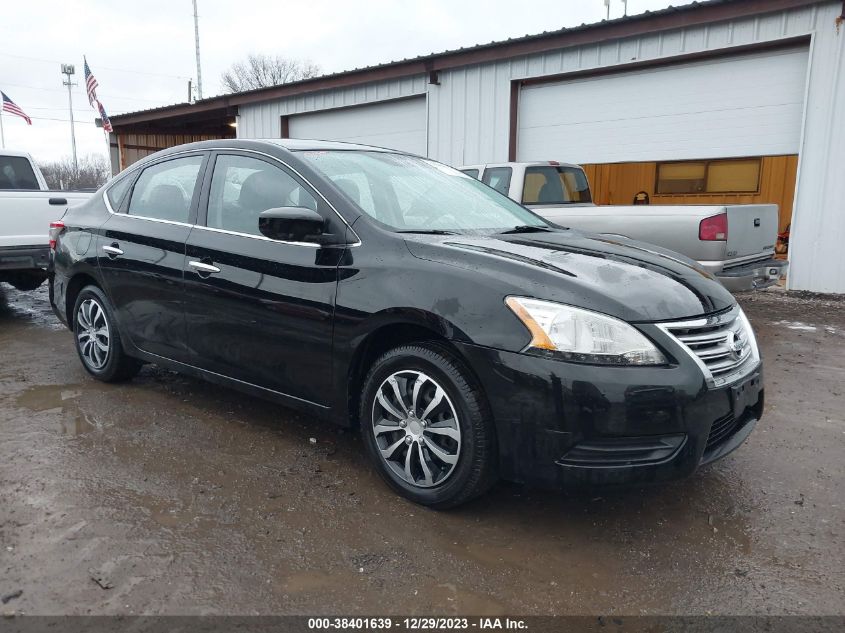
76,298,110,370
371,370,461,488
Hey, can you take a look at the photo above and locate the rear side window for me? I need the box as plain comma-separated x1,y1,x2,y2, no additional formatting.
0,156,39,190
522,166,591,205
105,174,133,209
127,156,204,223
481,167,512,196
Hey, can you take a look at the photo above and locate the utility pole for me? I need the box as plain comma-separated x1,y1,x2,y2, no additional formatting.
192,0,203,100
61,63,78,176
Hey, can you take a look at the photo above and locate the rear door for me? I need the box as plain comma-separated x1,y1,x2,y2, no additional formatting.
183,151,342,407
98,152,207,362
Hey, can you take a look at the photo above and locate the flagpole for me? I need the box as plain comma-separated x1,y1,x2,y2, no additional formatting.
0,111,5,149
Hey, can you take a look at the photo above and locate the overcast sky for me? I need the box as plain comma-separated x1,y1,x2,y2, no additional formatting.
1,0,693,164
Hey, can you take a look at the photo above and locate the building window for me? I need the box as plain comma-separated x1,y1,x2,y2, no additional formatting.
656,158,761,194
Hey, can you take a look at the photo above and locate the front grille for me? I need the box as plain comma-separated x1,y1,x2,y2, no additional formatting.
658,306,759,387
705,412,740,452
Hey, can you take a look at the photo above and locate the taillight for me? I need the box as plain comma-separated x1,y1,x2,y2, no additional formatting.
49,221,65,250
699,213,728,241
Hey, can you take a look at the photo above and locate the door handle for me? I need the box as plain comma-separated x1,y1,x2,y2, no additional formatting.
102,244,124,257
188,260,221,275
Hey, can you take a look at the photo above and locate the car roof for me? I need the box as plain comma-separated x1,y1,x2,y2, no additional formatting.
261,138,403,153
0,149,35,159
459,161,583,170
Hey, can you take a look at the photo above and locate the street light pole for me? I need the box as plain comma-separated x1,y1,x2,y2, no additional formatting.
61,63,78,176
192,0,203,100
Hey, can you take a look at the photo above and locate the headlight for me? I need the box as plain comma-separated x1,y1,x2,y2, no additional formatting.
505,297,667,366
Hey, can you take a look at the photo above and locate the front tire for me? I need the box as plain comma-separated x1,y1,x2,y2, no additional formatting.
73,285,141,383
360,342,497,509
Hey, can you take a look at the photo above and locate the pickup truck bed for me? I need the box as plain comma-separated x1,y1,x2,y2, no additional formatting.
537,203,782,291
461,161,787,291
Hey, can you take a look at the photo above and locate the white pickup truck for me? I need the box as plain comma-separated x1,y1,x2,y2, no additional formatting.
0,150,92,290
460,161,786,291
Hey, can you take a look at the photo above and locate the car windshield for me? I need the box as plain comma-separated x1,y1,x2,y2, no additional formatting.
298,150,549,234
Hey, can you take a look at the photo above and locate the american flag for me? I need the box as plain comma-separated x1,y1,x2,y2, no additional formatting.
84,56,99,107
97,99,113,133
84,56,113,133
1,91,32,125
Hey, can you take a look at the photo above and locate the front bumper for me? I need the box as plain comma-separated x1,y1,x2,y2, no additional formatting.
454,341,763,488
709,257,787,291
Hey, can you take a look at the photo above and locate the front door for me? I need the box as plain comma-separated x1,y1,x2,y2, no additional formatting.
98,153,207,362
183,151,343,407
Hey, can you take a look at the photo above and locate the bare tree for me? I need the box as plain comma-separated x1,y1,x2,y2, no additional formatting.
221,53,321,93
39,154,111,191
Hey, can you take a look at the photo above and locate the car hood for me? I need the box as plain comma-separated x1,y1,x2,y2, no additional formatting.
404,229,735,322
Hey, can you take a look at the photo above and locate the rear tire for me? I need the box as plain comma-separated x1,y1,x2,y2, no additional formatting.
360,342,498,509
72,285,141,383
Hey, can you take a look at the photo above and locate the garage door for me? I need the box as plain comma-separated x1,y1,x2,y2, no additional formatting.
288,97,427,155
517,47,809,163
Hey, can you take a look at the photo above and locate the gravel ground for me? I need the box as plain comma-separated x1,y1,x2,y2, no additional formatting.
0,283,842,616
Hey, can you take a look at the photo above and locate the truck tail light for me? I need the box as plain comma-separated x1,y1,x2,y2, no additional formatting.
699,214,728,241
49,221,65,250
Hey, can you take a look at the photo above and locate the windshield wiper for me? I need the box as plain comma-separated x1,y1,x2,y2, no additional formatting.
396,229,459,235
497,225,556,234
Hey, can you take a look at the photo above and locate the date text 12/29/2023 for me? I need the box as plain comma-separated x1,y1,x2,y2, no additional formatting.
307,617,528,630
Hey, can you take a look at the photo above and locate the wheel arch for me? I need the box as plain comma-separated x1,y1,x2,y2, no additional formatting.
65,271,101,326
345,310,477,428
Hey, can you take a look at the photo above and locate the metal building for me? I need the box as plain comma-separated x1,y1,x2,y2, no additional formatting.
109,0,845,294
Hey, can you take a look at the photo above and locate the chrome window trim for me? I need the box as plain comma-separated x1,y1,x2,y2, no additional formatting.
191,224,320,249
210,147,361,246
104,146,362,247
102,190,116,214
102,171,135,214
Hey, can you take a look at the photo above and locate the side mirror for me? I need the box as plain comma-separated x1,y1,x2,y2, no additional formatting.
258,207,333,244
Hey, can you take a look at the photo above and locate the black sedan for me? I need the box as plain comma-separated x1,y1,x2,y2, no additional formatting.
49,139,764,508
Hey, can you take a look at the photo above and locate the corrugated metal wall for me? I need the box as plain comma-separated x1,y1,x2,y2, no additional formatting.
427,4,824,166
238,75,428,138
787,2,845,293
236,1,843,292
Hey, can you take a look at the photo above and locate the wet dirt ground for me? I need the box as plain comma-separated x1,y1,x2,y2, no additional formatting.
0,284,842,616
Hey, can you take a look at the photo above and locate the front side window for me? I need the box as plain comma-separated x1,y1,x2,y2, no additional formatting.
299,151,547,233
127,156,204,223
482,167,512,196
207,154,317,237
460,169,479,179
0,156,39,190
522,166,591,205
